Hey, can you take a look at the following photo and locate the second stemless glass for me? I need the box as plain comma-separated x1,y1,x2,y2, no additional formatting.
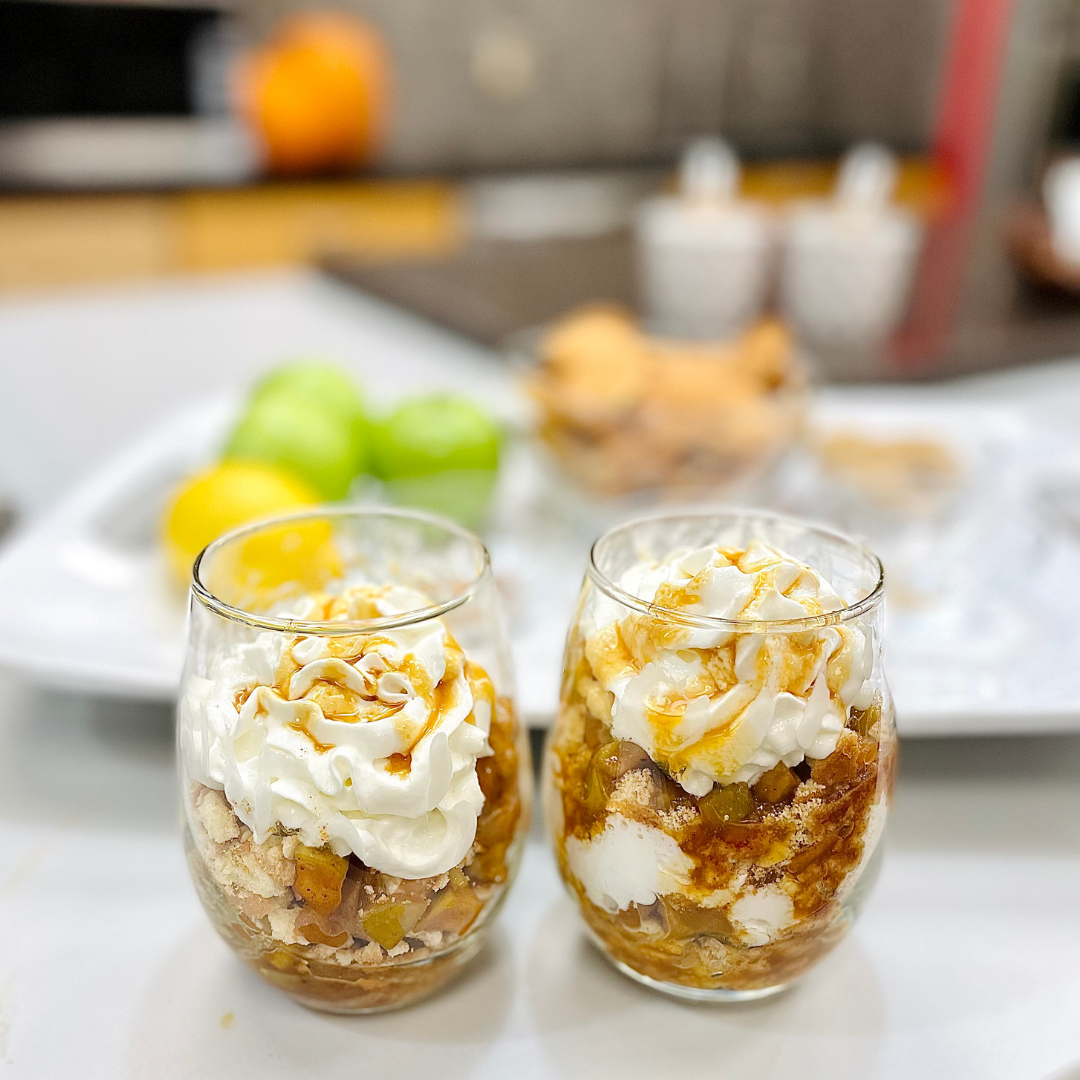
544,510,895,1001
178,508,530,1013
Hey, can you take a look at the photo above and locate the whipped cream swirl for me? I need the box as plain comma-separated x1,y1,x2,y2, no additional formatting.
182,585,492,878
584,539,875,793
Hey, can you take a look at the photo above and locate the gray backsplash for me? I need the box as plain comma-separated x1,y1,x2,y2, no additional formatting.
256,0,952,170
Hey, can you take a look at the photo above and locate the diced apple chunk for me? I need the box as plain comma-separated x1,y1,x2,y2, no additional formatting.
296,917,351,948
663,897,734,940
848,700,881,737
360,901,427,951
293,844,349,916
267,948,302,973
698,782,754,825
415,868,483,937
752,762,800,805
360,904,405,950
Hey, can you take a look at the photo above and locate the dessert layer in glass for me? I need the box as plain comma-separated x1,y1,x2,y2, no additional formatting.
181,575,526,1012
546,528,893,994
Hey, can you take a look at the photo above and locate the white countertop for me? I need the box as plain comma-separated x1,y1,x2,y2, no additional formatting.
0,673,1077,1079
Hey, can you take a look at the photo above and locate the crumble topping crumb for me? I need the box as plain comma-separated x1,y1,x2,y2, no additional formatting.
411,930,445,949
357,941,384,965
268,907,304,945
659,804,699,830
197,794,296,900
196,788,240,844
610,770,656,809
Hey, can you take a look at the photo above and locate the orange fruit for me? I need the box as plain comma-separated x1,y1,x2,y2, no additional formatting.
237,12,391,175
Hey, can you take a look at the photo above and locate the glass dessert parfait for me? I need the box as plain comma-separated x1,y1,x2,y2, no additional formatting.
544,510,894,1001
178,508,529,1013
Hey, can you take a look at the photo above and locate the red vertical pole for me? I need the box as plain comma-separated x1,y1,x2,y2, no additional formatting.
890,0,1016,370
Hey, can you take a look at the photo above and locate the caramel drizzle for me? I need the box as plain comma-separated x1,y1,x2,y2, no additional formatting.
591,545,847,777
229,584,496,771
237,622,483,770
384,752,412,775
285,719,336,754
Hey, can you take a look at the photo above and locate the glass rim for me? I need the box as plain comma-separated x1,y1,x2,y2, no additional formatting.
586,508,885,633
191,506,491,635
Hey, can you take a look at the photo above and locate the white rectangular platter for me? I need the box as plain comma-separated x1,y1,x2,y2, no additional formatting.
0,381,1079,737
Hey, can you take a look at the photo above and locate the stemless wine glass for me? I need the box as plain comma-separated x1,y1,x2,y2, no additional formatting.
178,508,530,1013
544,510,894,1002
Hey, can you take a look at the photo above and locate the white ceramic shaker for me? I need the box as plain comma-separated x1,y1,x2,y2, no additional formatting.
635,138,773,340
779,143,922,356
1043,157,1080,267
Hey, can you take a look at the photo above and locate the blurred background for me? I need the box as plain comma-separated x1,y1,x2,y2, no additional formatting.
2,0,1080,374
3,0,1080,725
1,3,1079,1074
5,0,1080,723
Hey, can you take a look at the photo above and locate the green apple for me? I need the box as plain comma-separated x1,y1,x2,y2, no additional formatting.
373,396,500,478
372,396,501,527
252,361,366,433
253,361,367,457
224,393,365,502
380,470,499,530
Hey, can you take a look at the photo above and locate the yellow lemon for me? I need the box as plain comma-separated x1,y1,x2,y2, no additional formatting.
209,517,342,612
162,460,318,586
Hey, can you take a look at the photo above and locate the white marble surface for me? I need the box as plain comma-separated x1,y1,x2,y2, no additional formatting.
0,674,1077,1079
